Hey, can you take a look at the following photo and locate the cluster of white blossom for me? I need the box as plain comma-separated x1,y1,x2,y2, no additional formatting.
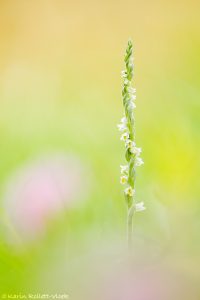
117,40,145,213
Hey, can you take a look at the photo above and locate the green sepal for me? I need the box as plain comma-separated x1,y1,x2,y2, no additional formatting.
124,193,133,208
125,148,131,162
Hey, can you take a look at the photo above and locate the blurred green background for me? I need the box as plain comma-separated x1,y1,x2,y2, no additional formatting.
0,0,200,296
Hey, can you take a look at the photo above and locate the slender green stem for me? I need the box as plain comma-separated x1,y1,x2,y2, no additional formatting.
127,204,135,249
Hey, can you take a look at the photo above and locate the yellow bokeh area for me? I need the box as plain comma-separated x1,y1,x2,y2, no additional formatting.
0,0,200,297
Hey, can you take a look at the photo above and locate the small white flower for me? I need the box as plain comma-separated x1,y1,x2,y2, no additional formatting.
120,132,129,141
117,123,127,132
129,56,134,63
121,117,127,124
129,101,136,109
128,63,134,70
128,87,136,94
135,157,144,166
135,202,145,212
125,139,136,149
130,146,142,155
121,70,127,78
124,186,135,197
124,79,129,85
130,94,136,101
120,175,128,185
120,165,129,175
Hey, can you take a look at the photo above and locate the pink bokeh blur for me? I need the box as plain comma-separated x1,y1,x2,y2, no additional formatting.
101,266,193,300
3,153,89,242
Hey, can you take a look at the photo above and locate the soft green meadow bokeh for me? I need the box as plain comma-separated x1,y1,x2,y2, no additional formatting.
0,0,200,296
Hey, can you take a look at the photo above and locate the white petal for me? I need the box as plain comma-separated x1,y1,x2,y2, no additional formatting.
129,102,136,109
135,202,146,212
120,132,129,141
121,117,127,124
135,157,144,166
117,123,127,132
120,165,129,174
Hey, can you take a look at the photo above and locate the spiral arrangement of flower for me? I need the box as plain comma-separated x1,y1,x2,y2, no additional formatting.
117,40,145,248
